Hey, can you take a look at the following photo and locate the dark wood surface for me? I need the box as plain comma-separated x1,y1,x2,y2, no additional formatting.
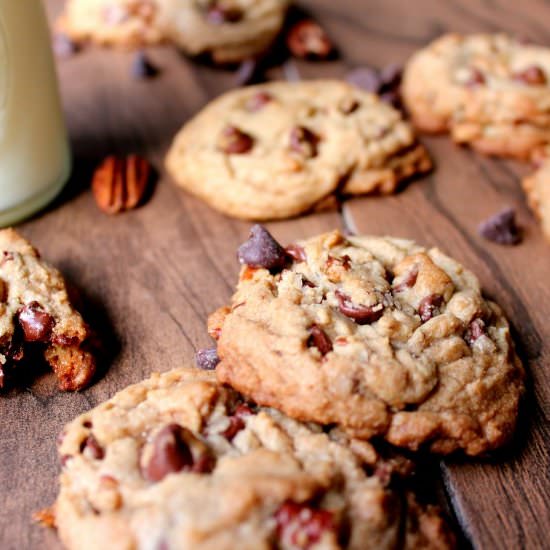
1,1,548,548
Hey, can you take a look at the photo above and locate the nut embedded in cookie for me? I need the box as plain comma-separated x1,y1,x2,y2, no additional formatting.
211,228,525,455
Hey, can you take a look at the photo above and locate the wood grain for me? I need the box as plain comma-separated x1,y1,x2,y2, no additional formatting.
0,0,548,548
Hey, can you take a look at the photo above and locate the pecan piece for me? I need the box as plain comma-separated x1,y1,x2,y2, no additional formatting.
286,19,333,59
92,155,151,215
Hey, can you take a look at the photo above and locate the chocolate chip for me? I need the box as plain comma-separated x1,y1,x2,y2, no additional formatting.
308,325,333,355
465,68,486,88
80,435,104,460
195,348,220,370
346,67,381,93
286,19,333,59
465,318,486,345
393,266,419,293
218,126,254,154
285,244,306,263
289,126,319,158
143,424,194,482
237,225,287,271
131,51,159,79
379,63,403,90
18,302,55,343
234,59,259,87
206,3,243,24
221,404,253,441
478,207,522,245
0,279,7,303
275,501,335,547
513,65,547,86
53,33,79,59
418,294,444,322
246,91,273,112
338,97,360,115
335,291,384,324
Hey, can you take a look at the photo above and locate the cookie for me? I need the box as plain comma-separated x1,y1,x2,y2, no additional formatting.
57,0,289,61
210,227,525,455
57,0,171,48
165,80,432,220
165,0,290,64
402,33,550,159
53,367,455,550
523,157,550,241
0,229,96,391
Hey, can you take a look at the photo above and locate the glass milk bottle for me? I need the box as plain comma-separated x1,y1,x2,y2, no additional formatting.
0,0,71,226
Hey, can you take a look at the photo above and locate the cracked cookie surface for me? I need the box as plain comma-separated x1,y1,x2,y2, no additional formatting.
211,229,524,455
0,229,96,391
402,33,550,159
53,367,455,550
57,0,289,61
165,80,432,220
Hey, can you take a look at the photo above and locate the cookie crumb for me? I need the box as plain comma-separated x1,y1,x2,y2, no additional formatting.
478,207,522,245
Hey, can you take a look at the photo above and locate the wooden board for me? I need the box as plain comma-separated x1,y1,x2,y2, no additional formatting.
0,1,548,548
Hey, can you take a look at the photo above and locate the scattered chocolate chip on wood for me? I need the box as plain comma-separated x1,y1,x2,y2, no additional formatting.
53,33,80,59
478,207,522,245
131,51,159,79
347,64,403,107
195,348,220,370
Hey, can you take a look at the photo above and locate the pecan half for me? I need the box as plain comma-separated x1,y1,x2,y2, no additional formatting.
92,155,151,215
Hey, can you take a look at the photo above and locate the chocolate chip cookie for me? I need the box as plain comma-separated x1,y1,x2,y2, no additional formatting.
402,33,550,159
57,0,170,48
58,0,289,62
0,229,96,391
523,157,550,241
165,80,431,220
210,227,525,455
53,367,455,549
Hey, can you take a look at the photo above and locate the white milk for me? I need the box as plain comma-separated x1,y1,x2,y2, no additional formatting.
0,0,70,226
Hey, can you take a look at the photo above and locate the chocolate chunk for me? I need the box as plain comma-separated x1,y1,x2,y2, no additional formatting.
0,279,6,303
513,65,547,86
237,225,287,271
289,126,319,158
206,3,243,24
286,19,333,59
218,126,254,154
285,244,306,263
335,291,384,324
80,435,104,460
221,403,253,441
131,51,159,79
393,266,419,293
195,348,220,370
308,325,333,355
478,207,522,245
465,318,486,345
275,501,335,548
53,33,79,59
246,91,273,112
143,424,194,482
465,67,486,88
18,302,55,343
418,294,444,322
